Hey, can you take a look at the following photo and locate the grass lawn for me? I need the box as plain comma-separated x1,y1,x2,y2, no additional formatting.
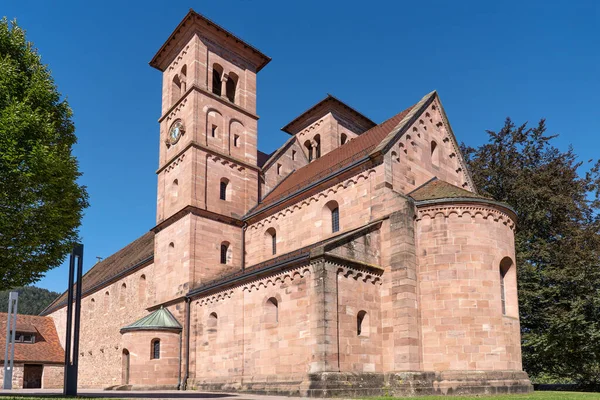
366,392,600,399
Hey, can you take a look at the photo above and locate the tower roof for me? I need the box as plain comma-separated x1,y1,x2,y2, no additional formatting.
150,9,271,72
281,94,376,135
120,307,182,333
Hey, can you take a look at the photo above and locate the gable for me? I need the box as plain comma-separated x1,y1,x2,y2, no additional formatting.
378,91,476,193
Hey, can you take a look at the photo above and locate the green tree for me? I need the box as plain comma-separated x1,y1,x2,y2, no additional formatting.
0,286,60,315
462,118,600,384
0,18,89,290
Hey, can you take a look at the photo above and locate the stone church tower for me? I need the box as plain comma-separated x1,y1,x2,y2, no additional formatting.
42,9,532,396
150,14,270,305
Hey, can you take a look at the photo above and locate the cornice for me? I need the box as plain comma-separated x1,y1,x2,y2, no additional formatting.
152,205,245,235
156,141,260,175
158,84,259,124
415,198,517,230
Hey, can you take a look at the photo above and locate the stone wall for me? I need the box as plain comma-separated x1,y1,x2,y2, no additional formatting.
42,364,63,389
416,202,522,371
387,99,472,193
0,364,23,389
48,263,155,388
190,264,313,390
121,330,180,387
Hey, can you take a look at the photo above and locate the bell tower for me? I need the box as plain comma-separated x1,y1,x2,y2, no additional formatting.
149,10,271,304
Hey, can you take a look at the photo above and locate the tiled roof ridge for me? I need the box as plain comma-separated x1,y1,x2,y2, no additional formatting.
245,99,420,218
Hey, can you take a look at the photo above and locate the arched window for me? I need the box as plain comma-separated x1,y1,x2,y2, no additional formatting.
357,310,369,336
226,72,238,103
220,242,230,264
171,179,178,203
212,64,223,96
314,135,321,159
208,312,218,335
138,275,147,303
324,200,340,233
265,228,277,256
220,178,229,201
120,283,127,308
304,140,312,162
89,298,95,313
431,140,439,167
266,297,278,323
104,291,110,311
500,257,513,315
180,65,187,92
151,339,160,360
171,74,181,105
341,133,348,145
277,163,282,175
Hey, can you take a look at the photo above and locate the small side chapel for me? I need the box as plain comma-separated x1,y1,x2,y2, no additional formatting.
43,9,532,396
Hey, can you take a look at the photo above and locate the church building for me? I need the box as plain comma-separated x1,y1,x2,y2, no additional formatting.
42,9,532,396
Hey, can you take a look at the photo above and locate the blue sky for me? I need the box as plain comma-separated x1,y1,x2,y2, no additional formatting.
2,0,598,293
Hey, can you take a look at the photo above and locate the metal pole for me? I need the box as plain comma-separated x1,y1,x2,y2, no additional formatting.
71,244,83,390
3,292,18,389
63,243,83,396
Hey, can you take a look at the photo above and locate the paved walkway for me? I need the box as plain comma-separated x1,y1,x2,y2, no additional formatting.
0,389,310,400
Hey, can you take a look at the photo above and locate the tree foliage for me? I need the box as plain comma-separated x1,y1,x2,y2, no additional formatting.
0,286,60,315
0,18,88,290
462,118,600,384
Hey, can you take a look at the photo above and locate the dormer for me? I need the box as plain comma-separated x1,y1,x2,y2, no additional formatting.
281,94,376,161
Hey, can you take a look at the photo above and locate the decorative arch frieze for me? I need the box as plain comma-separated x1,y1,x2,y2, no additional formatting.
242,264,312,293
296,119,324,138
168,45,190,71
416,203,516,231
195,289,234,307
249,168,377,231
332,262,382,286
207,153,245,171
165,97,188,123
165,154,186,174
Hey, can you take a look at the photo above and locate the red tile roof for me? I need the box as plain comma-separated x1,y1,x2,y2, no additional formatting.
249,104,415,215
42,231,155,315
0,313,64,364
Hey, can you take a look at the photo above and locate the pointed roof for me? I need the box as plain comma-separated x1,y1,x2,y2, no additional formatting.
246,90,477,219
150,9,271,72
120,307,182,333
281,94,376,135
408,178,489,202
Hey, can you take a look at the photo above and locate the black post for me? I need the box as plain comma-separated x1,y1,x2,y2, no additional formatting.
63,243,83,396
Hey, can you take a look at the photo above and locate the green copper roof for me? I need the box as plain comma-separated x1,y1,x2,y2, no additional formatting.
120,307,182,333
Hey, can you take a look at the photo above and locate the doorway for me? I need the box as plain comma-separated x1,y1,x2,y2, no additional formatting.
23,364,43,388
122,349,130,385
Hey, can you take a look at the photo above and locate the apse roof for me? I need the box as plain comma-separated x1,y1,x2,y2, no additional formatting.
120,307,182,333
408,178,489,202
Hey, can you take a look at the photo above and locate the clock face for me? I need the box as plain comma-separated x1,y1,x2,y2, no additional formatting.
168,120,184,145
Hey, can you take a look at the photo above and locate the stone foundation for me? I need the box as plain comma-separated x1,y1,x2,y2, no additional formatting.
191,371,532,397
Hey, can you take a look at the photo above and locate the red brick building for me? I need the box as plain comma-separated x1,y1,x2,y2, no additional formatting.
42,9,532,396
0,313,64,389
